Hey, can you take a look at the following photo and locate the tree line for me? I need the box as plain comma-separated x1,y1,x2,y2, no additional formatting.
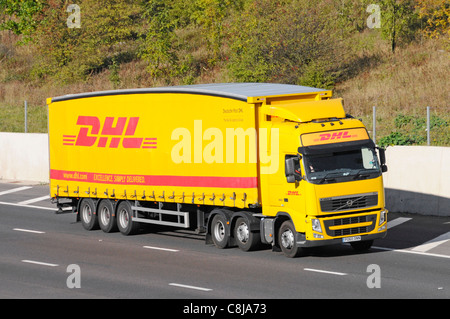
0,0,448,87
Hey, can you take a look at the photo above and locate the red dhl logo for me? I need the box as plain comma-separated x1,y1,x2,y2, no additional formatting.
313,131,356,142
63,116,157,149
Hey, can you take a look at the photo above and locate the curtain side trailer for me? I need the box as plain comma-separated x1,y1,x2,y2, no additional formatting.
48,83,387,257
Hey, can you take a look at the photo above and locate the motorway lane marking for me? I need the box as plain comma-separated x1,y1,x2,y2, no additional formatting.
0,201,56,211
383,217,450,257
372,246,450,259
21,260,59,267
17,195,50,205
304,268,347,276
387,217,412,229
143,245,179,252
13,228,45,234
411,231,450,253
0,186,32,196
169,283,213,292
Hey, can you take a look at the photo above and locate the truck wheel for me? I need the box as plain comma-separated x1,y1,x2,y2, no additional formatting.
211,214,229,249
234,217,261,251
80,198,99,231
279,220,303,258
98,199,117,233
350,240,373,252
117,201,139,236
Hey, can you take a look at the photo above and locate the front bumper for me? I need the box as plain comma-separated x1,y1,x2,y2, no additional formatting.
295,231,387,248
297,209,388,247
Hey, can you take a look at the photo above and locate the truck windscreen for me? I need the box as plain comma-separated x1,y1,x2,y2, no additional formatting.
303,147,381,184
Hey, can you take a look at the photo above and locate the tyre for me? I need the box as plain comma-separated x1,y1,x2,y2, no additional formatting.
80,198,99,231
278,220,303,258
211,214,229,249
350,240,373,252
234,217,261,252
98,199,118,233
116,201,139,235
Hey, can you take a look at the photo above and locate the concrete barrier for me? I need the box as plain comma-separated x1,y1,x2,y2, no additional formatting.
383,146,450,216
0,133,49,183
0,133,448,216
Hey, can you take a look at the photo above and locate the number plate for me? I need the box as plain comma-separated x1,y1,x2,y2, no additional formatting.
342,236,361,243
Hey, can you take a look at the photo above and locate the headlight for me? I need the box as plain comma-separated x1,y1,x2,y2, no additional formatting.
312,218,322,233
379,210,386,225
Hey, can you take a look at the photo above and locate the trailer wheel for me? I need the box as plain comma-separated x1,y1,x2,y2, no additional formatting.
234,217,261,251
117,201,139,236
279,220,303,258
80,198,99,231
211,214,229,249
98,199,118,233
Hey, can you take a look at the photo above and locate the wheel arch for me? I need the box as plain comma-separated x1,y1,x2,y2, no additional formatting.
229,211,260,236
272,211,295,249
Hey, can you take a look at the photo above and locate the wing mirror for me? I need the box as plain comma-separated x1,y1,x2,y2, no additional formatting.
285,156,302,183
377,147,388,173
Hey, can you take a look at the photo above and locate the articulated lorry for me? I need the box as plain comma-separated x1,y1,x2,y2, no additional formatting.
47,83,388,257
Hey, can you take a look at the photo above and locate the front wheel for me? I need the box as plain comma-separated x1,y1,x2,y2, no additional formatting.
278,220,303,258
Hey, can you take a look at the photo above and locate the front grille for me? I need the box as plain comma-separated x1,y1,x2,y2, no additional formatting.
323,214,377,237
333,215,368,226
333,226,369,237
320,192,378,212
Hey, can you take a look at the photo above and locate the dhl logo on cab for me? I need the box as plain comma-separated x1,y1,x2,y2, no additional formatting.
63,116,157,149
301,128,369,146
315,131,353,141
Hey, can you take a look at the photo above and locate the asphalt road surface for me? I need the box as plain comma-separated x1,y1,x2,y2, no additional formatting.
1,183,449,301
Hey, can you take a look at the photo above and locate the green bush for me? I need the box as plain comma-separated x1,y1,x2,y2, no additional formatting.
227,0,343,85
379,113,449,146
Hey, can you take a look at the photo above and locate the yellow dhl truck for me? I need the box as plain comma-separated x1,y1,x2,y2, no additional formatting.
47,83,388,257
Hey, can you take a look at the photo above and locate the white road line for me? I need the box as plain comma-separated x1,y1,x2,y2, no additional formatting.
0,201,56,211
21,260,59,267
18,195,50,205
372,246,450,259
412,231,450,252
13,228,45,234
143,245,179,252
387,217,412,229
304,268,347,276
169,283,212,292
0,186,32,196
